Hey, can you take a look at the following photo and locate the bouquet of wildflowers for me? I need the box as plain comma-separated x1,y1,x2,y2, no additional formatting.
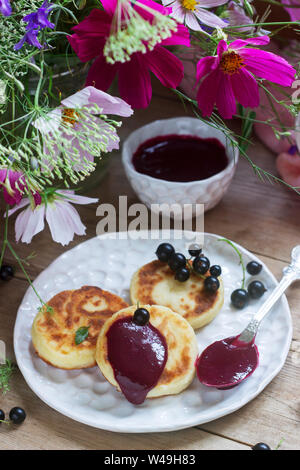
0,0,299,306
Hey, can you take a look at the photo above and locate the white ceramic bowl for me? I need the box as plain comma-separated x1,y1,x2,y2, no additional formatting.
122,117,239,215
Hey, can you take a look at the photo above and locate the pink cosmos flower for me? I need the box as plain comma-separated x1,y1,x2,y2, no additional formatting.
33,86,133,167
161,0,228,31
252,41,299,154
0,169,41,206
196,36,296,119
283,0,300,22
8,190,98,245
68,0,190,109
228,0,253,32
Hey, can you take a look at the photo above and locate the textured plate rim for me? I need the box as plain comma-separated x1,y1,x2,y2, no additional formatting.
14,231,293,433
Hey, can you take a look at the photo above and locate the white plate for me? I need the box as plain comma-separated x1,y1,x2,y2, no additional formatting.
14,231,292,433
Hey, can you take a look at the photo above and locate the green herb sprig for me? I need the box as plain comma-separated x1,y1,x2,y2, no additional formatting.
0,359,16,395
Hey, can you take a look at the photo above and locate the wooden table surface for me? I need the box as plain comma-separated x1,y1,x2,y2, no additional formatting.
1,83,300,450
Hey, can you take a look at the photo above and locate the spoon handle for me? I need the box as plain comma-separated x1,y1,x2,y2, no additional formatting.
237,245,300,344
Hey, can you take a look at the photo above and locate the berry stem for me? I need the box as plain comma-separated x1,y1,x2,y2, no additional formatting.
275,438,284,450
218,238,246,289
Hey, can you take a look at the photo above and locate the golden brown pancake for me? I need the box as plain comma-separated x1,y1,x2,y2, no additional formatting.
96,305,198,399
130,260,224,329
31,286,128,369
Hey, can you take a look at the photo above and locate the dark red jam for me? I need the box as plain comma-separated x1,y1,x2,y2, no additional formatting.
106,316,168,404
196,336,259,389
132,134,228,182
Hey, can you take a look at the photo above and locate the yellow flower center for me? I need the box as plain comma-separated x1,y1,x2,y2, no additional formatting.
220,51,245,75
61,108,79,127
182,0,197,11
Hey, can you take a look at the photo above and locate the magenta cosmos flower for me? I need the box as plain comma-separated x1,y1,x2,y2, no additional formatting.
8,190,98,245
161,0,228,31
68,0,190,109
0,169,41,206
196,36,296,119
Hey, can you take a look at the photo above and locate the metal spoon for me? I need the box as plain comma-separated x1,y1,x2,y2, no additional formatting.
197,245,300,389
234,245,300,345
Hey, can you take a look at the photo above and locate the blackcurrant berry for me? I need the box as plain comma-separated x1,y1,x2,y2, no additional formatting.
204,276,220,293
155,243,175,262
231,289,249,309
9,407,26,424
193,256,210,275
133,308,150,326
0,409,5,422
188,244,202,257
175,267,190,282
168,252,186,271
252,442,271,450
210,265,222,277
0,264,14,281
248,281,267,299
246,261,262,276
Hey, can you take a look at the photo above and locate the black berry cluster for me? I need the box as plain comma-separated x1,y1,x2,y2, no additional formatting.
0,407,26,425
155,243,222,293
231,261,267,309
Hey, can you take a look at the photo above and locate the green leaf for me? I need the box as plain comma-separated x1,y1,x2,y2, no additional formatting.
75,326,90,345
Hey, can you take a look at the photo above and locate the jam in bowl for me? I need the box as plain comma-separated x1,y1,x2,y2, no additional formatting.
132,134,229,183
122,117,239,214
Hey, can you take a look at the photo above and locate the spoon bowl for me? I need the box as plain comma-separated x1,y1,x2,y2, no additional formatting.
196,336,259,389
196,245,300,389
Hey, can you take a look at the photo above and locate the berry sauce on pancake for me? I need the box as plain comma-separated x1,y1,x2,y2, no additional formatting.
106,316,168,404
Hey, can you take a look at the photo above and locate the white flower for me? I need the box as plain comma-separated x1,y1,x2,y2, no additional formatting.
162,0,228,31
33,86,133,173
8,190,98,246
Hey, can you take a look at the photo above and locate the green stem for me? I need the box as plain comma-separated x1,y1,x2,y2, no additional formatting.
11,87,15,134
6,240,46,308
34,60,44,109
218,238,246,289
227,20,300,30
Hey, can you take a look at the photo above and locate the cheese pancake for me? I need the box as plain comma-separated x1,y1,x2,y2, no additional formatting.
130,260,224,329
96,304,198,400
32,286,128,369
